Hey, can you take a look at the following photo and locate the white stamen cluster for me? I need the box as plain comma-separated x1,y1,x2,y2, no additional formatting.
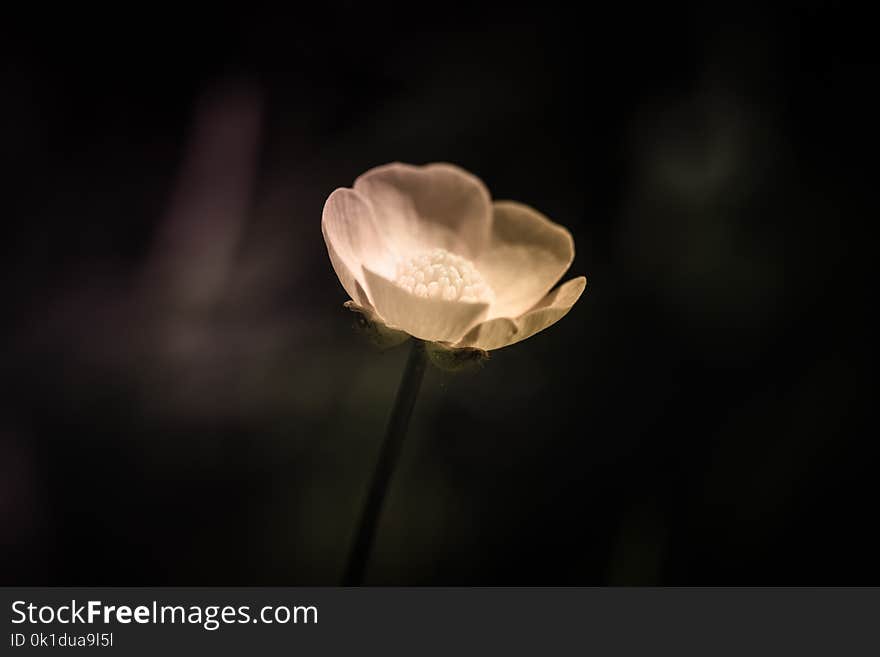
394,248,494,304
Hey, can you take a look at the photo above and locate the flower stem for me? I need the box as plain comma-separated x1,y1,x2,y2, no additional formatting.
342,338,427,585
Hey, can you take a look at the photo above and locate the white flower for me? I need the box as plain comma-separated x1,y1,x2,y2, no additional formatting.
322,162,586,351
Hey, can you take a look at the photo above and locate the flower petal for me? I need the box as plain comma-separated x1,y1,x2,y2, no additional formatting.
322,187,392,307
454,276,586,350
362,266,489,343
353,162,492,259
477,201,575,319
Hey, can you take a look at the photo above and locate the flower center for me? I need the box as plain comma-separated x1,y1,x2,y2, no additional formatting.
394,248,494,304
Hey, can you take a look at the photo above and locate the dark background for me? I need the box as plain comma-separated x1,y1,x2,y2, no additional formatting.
1,3,873,584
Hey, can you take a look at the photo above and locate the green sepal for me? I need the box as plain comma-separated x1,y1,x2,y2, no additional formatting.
426,342,489,372
344,301,410,350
